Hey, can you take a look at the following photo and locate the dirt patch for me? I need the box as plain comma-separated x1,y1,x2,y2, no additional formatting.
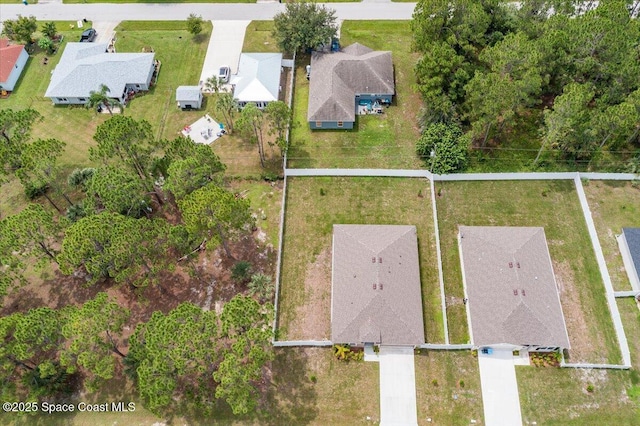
553,260,598,363
288,247,332,340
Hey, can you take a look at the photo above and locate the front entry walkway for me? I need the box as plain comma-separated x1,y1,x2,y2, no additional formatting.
478,349,523,426
378,346,418,426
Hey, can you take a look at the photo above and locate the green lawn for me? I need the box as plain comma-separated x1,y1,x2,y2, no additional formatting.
278,177,442,343
288,21,422,169
435,180,621,364
242,21,279,53
228,179,283,247
583,180,640,291
415,350,484,425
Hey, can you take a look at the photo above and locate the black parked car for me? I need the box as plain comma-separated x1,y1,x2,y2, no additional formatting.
79,28,97,42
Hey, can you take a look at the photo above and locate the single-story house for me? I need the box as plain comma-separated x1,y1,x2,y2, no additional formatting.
331,225,425,347
458,226,570,353
176,85,203,110
45,42,155,105
0,39,29,92
308,43,394,130
617,228,640,292
230,52,283,109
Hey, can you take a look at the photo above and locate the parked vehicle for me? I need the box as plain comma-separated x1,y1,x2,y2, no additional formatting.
218,66,230,83
79,28,97,42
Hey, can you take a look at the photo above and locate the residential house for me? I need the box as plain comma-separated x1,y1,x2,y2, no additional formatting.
0,39,29,92
231,52,283,109
45,42,155,105
176,85,203,110
458,226,571,353
617,228,640,293
308,43,394,130
331,225,425,347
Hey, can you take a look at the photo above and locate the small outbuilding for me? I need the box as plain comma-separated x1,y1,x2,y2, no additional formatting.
458,226,570,353
176,85,203,110
331,224,425,347
617,228,640,292
0,39,29,92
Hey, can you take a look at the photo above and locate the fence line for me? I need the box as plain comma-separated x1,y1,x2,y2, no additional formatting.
285,168,430,178
561,363,630,370
573,176,632,368
430,178,449,345
614,291,640,298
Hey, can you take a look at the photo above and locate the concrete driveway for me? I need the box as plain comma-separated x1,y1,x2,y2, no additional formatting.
92,21,120,44
478,349,523,426
379,346,418,426
199,20,249,87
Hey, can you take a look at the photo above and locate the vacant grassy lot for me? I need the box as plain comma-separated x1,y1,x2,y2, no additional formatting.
415,350,483,425
228,179,283,247
288,21,422,169
278,177,442,343
435,180,620,363
583,180,640,291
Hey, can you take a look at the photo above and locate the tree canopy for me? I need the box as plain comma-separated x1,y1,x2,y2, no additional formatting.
1,15,37,45
272,1,338,54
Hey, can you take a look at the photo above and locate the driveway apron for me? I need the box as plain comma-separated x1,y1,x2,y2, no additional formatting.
378,345,418,426
477,349,523,426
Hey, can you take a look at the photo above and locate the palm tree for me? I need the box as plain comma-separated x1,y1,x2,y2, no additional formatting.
204,75,222,94
87,84,114,115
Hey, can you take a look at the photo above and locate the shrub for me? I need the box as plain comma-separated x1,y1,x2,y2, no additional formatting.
416,122,469,174
432,379,439,387
309,374,317,383
231,260,253,283
459,379,465,388
248,273,274,302
586,384,595,393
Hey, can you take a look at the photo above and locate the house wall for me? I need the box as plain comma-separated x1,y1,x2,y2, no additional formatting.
237,100,272,110
1,48,29,91
51,96,90,105
178,99,202,109
309,120,354,130
617,233,640,291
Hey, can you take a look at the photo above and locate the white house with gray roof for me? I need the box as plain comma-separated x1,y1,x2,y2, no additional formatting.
230,52,283,109
617,228,640,293
331,225,425,346
458,226,570,353
45,43,155,105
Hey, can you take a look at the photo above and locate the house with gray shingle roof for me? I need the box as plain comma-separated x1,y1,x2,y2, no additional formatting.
176,86,203,110
617,228,640,293
308,43,394,130
331,225,424,346
45,43,155,105
458,226,570,352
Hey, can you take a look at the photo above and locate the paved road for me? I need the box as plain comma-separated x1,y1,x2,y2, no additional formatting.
477,349,523,426
379,345,418,426
0,3,416,22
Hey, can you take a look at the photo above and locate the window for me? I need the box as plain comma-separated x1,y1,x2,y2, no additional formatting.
315,121,322,128
57,98,67,102
337,121,343,128
79,98,86,102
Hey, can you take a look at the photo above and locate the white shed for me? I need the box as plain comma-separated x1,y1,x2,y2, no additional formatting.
176,85,203,110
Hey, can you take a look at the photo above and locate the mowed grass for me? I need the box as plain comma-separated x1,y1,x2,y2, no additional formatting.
415,350,483,425
435,180,620,363
228,179,283,247
242,21,279,53
278,177,442,343
288,21,422,169
583,180,640,291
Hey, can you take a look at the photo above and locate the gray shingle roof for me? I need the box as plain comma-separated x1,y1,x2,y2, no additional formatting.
176,85,201,102
45,43,155,100
622,228,640,279
230,53,282,103
331,225,425,346
458,226,570,349
308,43,394,123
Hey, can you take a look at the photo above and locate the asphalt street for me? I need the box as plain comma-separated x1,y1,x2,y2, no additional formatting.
0,2,416,22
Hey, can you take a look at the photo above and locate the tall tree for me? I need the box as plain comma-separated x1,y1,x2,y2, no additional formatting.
215,92,238,134
272,1,338,54
41,22,57,39
17,138,72,211
264,101,292,158
164,145,225,201
416,122,469,174
0,108,41,180
58,213,174,287
90,116,162,205
214,295,274,415
1,15,37,45
127,303,221,413
84,166,150,217
179,183,254,258
87,84,115,115
60,293,130,391
0,307,70,401
236,103,267,168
